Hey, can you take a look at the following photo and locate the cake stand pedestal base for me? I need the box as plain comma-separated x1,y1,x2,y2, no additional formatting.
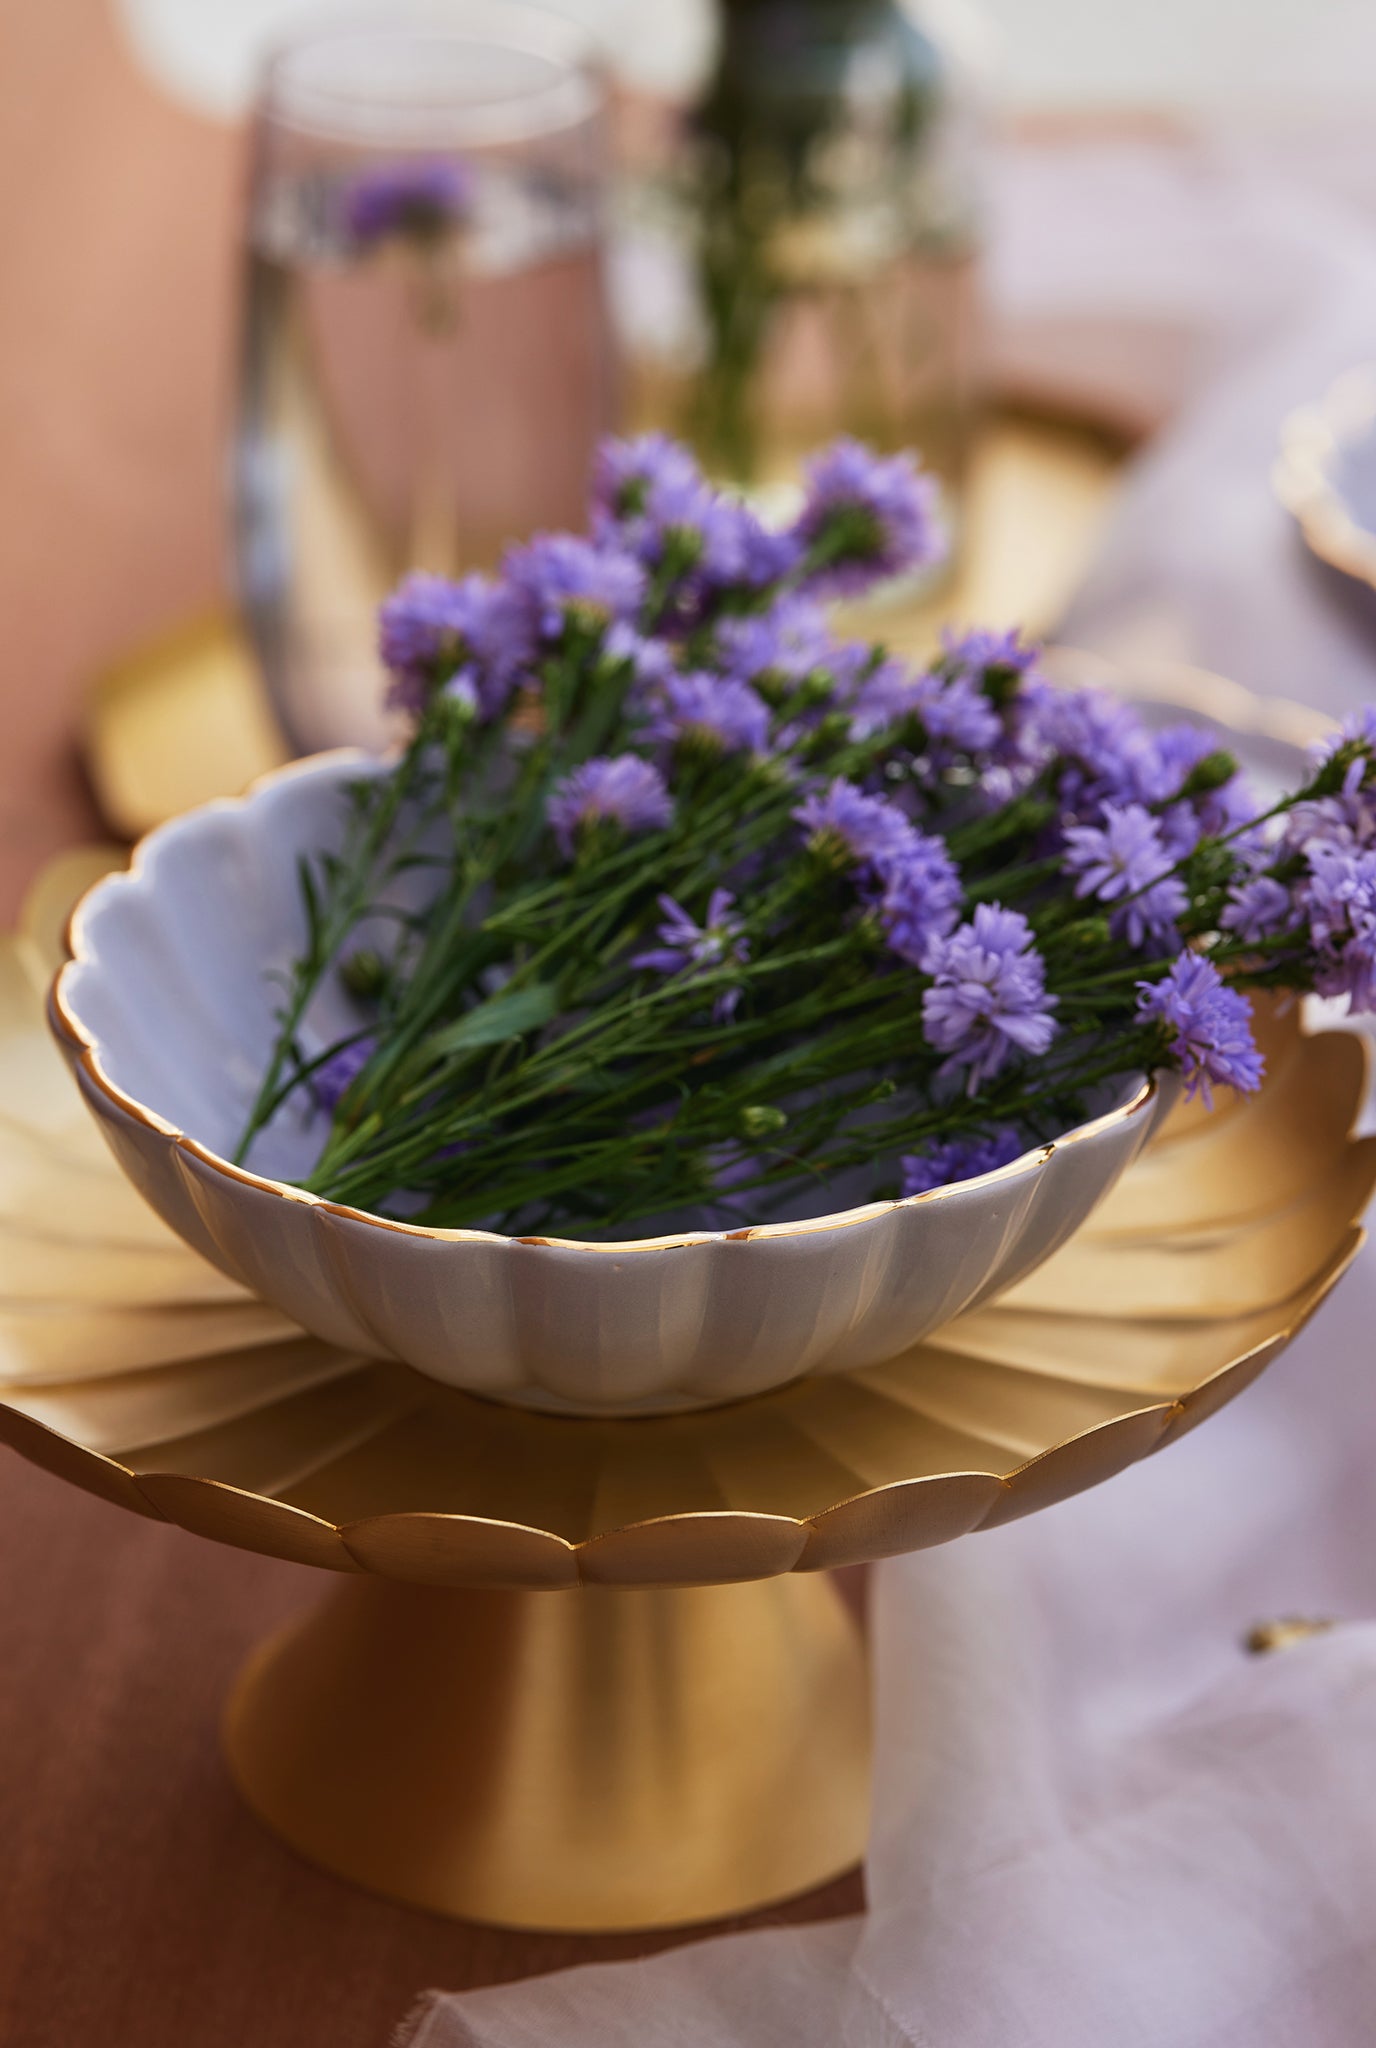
223,1572,872,1931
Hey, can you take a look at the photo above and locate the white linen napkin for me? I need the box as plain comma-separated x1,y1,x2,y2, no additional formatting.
399,121,1376,2048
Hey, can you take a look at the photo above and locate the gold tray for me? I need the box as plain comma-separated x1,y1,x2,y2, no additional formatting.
1,861,1371,1930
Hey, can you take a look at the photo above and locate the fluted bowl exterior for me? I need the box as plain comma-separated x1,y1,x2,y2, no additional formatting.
49,754,1169,1414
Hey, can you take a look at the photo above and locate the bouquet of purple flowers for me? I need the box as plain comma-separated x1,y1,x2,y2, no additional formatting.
238,433,1376,1235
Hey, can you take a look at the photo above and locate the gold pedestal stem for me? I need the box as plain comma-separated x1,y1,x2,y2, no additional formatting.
223,1572,872,1931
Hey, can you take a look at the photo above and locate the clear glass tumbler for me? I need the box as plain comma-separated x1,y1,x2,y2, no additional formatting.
234,3,616,755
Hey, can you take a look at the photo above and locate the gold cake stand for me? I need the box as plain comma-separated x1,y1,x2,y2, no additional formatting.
1,858,1372,1931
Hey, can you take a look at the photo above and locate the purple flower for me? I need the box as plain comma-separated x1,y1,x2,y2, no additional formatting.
380,572,476,675
378,571,531,715
603,622,676,698
546,754,673,857
940,626,1041,687
1148,724,1260,850
721,503,804,591
592,434,800,594
922,904,1059,1092
847,659,928,740
900,1125,1027,1196
1283,728,1376,862
910,669,1003,757
877,626,1042,770
1300,843,1376,1010
1136,954,1263,1105
676,491,793,591
718,598,843,694
643,672,771,756
793,439,945,597
1032,687,1165,815
1283,790,1370,861
1062,803,1188,953
1151,723,1221,795
794,778,919,878
342,157,475,247
1309,703,1376,767
312,1035,376,1112
593,434,704,527
879,832,963,967
1221,874,1295,945
631,889,749,1021
503,534,645,640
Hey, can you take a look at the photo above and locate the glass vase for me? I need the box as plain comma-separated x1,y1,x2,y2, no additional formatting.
619,0,984,571
234,3,617,755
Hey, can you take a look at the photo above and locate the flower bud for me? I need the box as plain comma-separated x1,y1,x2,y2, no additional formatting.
793,670,835,711
802,712,852,761
1178,749,1237,799
1068,915,1112,952
738,1104,788,1139
340,949,387,999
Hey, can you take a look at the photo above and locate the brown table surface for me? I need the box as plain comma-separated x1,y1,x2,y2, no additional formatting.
0,1453,862,2047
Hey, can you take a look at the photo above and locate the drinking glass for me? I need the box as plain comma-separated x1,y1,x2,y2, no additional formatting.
234,3,616,755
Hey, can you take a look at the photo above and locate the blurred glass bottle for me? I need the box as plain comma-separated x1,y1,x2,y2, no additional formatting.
617,0,985,569
234,3,616,756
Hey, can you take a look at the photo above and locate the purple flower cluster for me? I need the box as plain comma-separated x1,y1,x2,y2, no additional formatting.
378,570,529,716
1136,955,1263,1106
1031,687,1167,815
353,431,1373,1239
632,889,749,1021
593,434,799,596
547,755,673,857
342,158,475,248
794,779,918,876
1221,874,1294,945
1284,716,1376,861
1309,702,1376,768
716,597,841,698
599,623,676,708
846,658,926,740
922,905,1059,1092
942,626,1041,688
1217,711,1376,1008
1062,803,1188,954
378,538,646,714
1300,843,1376,1010
643,672,771,758
794,440,945,596
844,628,1044,762
379,435,958,734
503,535,645,641
910,666,1003,759
880,834,963,968
793,778,962,966
900,1125,1027,1197
1022,692,1260,859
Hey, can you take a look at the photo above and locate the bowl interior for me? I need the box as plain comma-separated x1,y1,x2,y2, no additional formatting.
64,759,398,1187
62,753,1148,1244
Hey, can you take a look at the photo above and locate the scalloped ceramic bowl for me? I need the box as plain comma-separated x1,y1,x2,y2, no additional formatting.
49,753,1170,1415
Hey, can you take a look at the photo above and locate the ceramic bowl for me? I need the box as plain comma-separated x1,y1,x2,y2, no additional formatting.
49,752,1169,1415
1275,362,1376,590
